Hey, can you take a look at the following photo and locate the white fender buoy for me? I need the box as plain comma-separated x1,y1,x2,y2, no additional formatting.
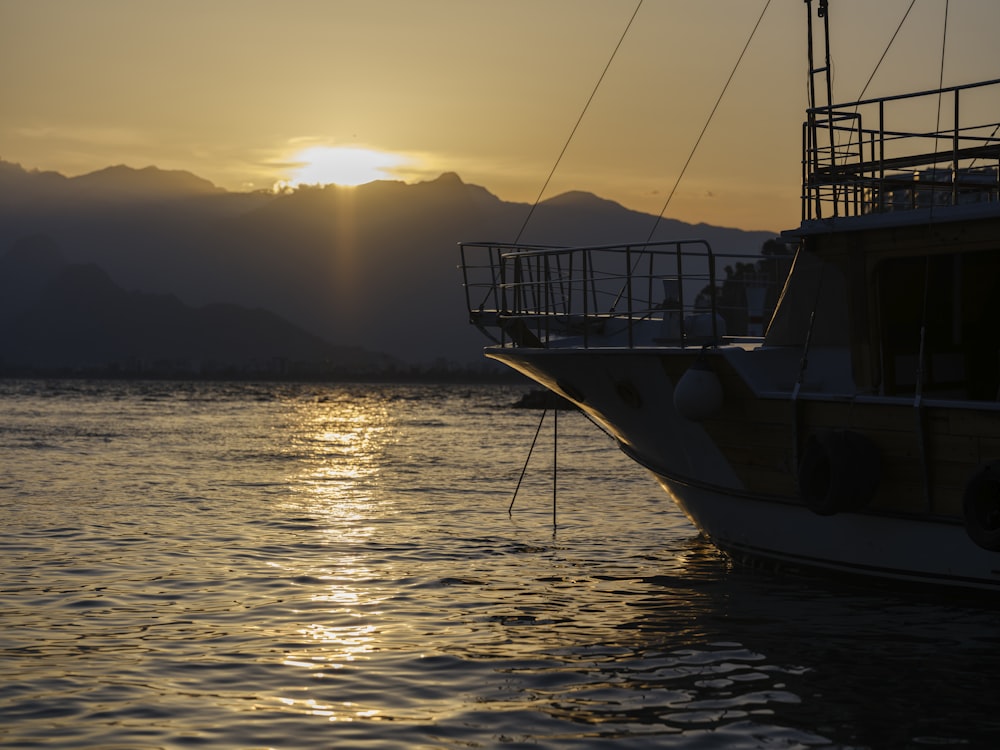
673,358,723,420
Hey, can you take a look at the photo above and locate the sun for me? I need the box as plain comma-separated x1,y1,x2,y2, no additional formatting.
288,146,406,187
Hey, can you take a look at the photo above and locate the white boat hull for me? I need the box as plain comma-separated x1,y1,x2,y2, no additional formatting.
458,0,1000,594
490,346,1000,592
653,470,1000,590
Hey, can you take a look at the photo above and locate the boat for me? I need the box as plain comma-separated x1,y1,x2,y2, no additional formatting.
459,0,1000,591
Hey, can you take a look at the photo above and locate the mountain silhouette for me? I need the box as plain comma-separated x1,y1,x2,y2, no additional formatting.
66,165,226,206
0,160,778,367
0,234,398,375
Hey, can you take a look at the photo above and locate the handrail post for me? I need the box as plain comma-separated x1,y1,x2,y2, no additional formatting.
625,245,634,348
558,251,568,317
488,245,499,315
647,249,655,317
878,100,886,213
540,254,549,343
952,89,960,206
675,243,686,346
708,249,718,342
855,113,863,214
801,121,808,221
501,252,513,346
582,250,589,348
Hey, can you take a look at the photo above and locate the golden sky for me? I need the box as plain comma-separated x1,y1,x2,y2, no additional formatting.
2,0,998,231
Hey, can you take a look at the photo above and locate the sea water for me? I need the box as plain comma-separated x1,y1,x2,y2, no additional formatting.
1,379,999,749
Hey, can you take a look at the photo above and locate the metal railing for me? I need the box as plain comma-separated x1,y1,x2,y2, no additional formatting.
803,78,1000,221
460,240,790,349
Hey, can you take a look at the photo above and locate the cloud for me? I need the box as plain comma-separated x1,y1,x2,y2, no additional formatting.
13,124,150,149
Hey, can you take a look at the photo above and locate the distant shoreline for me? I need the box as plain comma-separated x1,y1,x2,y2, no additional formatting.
0,366,527,386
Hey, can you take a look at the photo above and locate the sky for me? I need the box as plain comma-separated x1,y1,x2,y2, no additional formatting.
3,0,999,232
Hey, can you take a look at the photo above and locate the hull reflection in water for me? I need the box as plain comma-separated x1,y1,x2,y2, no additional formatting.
1,380,998,748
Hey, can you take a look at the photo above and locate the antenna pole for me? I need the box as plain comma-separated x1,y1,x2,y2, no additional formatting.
805,0,818,112
804,0,836,219
820,1,835,127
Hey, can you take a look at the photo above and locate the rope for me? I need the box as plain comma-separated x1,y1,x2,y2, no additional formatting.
552,407,558,531
645,0,772,243
791,253,826,468
832,1,916,209
503,5,641,517
609,0,771,311
930,0,949,219
508,401,619,521
509,407,547,514
934,0,950,132
855,0,917,102
969,121,1000,170
513,0,643,244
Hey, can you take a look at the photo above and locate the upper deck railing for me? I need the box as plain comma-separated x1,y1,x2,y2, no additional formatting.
803,78,1000,221
459,240,791,349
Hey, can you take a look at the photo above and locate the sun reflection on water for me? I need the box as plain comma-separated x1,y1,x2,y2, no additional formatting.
279,391,396,525
275,695,381,722
268,391,402,719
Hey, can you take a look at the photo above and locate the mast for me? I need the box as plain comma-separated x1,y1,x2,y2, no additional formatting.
804,0,837,220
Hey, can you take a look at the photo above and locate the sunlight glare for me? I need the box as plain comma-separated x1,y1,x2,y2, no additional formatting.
288,146,407,187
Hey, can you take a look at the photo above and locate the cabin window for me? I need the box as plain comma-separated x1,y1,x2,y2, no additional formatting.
876,249,1000,399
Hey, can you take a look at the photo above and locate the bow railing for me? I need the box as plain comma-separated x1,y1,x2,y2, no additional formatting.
460,240,790,349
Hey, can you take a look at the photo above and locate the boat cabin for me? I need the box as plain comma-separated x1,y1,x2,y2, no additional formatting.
770,73,1000,402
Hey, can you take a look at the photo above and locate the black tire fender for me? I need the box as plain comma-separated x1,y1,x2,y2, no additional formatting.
798,429,880,516
962,462,1000,551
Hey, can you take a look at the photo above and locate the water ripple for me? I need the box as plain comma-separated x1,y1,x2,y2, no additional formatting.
2,381,999,748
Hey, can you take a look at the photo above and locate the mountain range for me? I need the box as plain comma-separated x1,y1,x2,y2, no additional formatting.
0,159,779,375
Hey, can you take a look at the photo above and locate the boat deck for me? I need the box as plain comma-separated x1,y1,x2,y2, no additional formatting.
803,78,1000,222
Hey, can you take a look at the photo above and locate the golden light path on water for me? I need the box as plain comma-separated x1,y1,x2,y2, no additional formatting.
253,388,728,727
271,392,397,723
4,381,1000,748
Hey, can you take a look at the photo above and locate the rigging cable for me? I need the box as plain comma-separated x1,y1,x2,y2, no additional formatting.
507,393,622,526
506,2,641,526
930,0,949,221
801,0,919,211
509,406,548,515
833,0,917,208
645,0,772,243
855,0,917,102
513,0,643,244
919,0,948,502
935,0,950,131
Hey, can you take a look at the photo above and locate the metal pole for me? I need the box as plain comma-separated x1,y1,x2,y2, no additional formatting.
820,0,838,217
552,406,558,531
953,89,960,206
626,245,634,348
